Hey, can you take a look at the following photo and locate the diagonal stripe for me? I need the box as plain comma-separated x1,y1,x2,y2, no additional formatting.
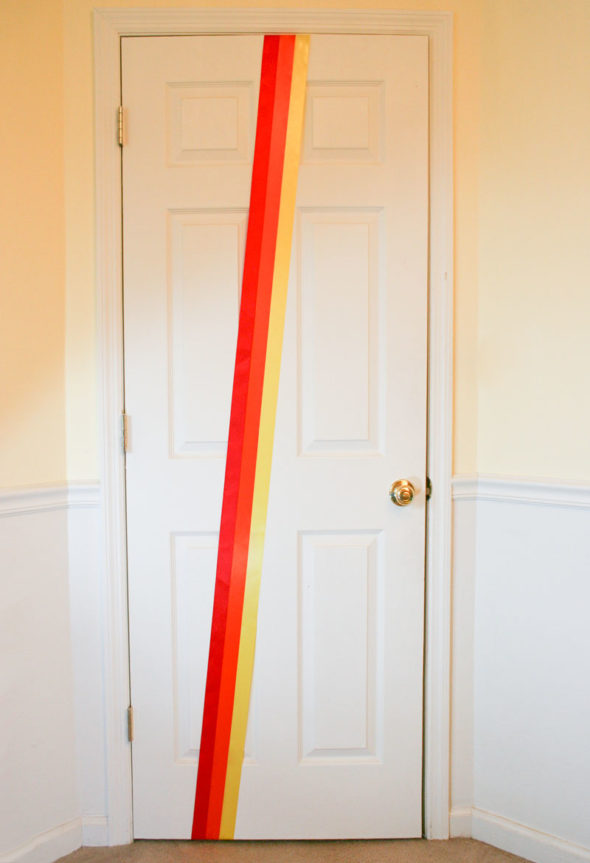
204,33,296,839
219,34,310,840
191,35,282,840
191,33,307,840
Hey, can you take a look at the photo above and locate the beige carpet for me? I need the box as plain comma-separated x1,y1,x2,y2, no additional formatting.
58,839,529,863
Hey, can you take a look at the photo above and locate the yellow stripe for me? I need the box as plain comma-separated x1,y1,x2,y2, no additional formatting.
219,35,310,839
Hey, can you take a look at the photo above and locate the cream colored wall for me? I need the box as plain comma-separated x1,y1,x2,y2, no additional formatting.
4,0,587,486
477,0,590,480
63,0,481,481
1,0,66,487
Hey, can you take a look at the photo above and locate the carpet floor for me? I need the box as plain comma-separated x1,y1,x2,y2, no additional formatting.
58,839,529,863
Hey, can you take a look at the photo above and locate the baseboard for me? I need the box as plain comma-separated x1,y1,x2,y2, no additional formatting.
450,807,472,838
81,816,109,847
0,819,82,863
472,808,590,863
0,795,108,855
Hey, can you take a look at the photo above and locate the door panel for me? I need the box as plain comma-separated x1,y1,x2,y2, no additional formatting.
169,210,246,455
299,208,381,451
122,33,428,839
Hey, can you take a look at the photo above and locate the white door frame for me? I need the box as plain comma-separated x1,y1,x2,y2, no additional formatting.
94,8,453,846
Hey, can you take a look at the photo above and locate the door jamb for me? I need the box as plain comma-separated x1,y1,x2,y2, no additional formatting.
94,8,453,845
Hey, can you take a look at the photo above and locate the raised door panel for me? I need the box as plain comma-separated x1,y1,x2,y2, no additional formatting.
299,531,383,762
298,209,383,454
169,211,246,455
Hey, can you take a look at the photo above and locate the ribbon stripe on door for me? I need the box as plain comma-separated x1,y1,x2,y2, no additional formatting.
192,34,309,841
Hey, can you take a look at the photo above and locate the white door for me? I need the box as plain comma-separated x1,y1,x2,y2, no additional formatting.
123,33,428,839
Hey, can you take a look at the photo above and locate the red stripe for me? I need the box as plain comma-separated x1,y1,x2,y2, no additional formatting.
205,35,296,838
191,35,293,839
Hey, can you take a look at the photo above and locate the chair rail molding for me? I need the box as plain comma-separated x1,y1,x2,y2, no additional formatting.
0,483,100,517
452,474,590,508
94,7,453,843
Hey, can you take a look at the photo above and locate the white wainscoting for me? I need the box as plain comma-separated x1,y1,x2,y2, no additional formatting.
66,485,109,846
0,488,80,863
451,476,590,863
0,483,108,863
5,476,589,862
449,485,476,837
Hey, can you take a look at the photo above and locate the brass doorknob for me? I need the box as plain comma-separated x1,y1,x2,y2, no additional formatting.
389,479,415,506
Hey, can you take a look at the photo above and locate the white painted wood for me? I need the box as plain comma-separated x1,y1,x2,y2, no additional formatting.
472,809,590,863
449,496,475,839
449,478,590,856
304,82,382,163
0,505,79,860
81,817,109,848
169,211,246,456
123,33,428,839
94,9,134,847
449,808,473,839
0,485,70,516
299,532,381,762
473,495,590,854
421,12,454,840
0,819,82,863
95,8,451,36
0,485,111,850
94,8,453,843
0,484,99,517
450,477,590,854
0,485,106,850
67,497,109,847
66,484,100,509
453,474,590,508
299,210,380,452
172,533,218,762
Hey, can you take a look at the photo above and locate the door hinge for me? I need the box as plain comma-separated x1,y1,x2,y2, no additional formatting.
426,476,432,500
117,106,125,147
121,412,129,453
127,705,134,742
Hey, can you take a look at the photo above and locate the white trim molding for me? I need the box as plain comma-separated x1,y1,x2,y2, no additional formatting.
0,486,69,517
0,484,99,517
67,483,101,509
452,474,590,508
94,8,453,842
0,819,82,863
94,7,453,35
472,808,590,863
450,807,473,839
81,817,109,848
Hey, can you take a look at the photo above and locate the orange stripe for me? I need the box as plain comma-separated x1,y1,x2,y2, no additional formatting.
219,34,310,839
206,36,296,838
195,35,297,839
191,35,282,838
